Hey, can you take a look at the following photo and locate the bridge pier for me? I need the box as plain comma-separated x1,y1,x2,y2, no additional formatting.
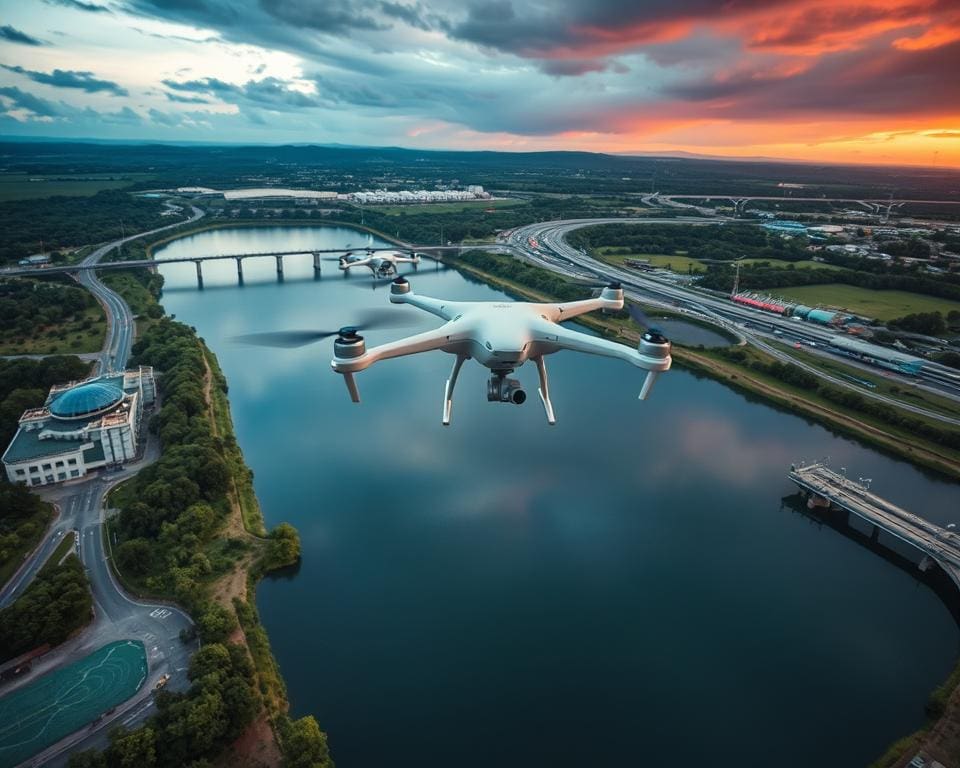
236,257,244,285
275,255,284,277
313,251,322,273
194,260,203,289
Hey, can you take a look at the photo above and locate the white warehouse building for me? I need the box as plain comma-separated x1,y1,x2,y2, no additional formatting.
2,368,155,486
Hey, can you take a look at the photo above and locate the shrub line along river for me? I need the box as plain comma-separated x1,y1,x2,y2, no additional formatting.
154,226,960,768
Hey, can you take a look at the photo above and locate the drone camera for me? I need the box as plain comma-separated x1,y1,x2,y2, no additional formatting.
488,375,526,405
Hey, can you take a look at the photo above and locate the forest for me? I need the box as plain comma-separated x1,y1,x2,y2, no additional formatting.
0,190,183,264
0,553,92,663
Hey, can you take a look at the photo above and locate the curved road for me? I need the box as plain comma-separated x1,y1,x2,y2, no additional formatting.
0,205,205,767
505,218,960,427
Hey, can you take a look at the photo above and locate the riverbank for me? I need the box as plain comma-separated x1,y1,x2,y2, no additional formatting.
99,271,331,767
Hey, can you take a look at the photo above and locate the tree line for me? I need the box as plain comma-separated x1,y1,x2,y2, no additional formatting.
568,222,811,262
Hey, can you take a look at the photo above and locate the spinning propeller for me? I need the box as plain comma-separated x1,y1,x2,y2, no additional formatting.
232,308,419,348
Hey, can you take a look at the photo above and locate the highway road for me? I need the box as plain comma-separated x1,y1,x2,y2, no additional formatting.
0,205,205,766
77,205,205,373
503,218,960,427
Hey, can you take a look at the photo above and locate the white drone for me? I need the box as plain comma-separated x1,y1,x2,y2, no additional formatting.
327,277,672,425
337,249,421,277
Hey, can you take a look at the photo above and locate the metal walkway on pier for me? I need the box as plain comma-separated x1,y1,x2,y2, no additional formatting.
788,462,960,589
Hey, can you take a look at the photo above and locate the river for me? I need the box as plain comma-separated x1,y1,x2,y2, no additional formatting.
155,226,960,767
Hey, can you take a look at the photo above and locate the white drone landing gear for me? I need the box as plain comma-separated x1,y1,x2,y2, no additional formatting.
443,355,467,426
534,357,556,425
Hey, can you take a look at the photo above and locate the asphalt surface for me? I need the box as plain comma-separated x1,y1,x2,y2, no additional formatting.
505,218,960,426
0,205,205,767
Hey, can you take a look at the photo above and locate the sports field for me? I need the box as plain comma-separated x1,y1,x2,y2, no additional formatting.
0,640,147,767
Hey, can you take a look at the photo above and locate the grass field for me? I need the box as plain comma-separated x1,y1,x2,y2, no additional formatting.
375,198,526,216
0,640,147,767
772,284,960,321
596,248,844,274
0,173,154,201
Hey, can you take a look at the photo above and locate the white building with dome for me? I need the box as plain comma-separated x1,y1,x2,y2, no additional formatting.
2,367,155,486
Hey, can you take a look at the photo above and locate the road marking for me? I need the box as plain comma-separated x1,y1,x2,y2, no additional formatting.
149,608,171,619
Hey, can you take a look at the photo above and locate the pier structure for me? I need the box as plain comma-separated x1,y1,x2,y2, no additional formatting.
2,245,471,281
789,462,960,588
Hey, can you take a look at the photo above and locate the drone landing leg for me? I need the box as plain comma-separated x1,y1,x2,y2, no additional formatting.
443,355,467,426
639,370,659,400
343,372,361,403
535,357,557,425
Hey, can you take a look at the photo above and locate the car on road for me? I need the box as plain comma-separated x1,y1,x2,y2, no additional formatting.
155,673,170,690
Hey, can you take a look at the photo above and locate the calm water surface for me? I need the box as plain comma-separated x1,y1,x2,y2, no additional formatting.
155,227,960,767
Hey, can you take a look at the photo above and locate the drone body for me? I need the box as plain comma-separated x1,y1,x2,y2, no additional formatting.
339,249,420,277
331,278,672,425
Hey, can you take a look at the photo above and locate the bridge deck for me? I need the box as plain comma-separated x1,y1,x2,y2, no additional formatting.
789,463,960,589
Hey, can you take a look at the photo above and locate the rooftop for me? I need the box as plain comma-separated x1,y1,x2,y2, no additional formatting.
49,380,124,420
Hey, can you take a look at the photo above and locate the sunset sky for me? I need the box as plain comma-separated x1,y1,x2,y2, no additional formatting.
1,0,959,166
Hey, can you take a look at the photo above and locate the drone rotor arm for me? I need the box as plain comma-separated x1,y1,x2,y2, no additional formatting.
533,321,671,400
542,286,625,322
390,291,465,322
331,323,465,374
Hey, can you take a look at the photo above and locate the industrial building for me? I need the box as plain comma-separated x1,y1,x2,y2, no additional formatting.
2,368,155,486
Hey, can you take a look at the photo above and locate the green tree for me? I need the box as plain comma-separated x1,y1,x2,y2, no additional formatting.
281,716,334,768
108,726,157,768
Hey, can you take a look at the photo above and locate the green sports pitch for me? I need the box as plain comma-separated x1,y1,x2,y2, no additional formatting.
0,640,147,767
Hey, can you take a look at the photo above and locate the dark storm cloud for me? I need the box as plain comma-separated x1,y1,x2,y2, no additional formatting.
379,1,447,31
0,25,44,45
538,59,610,76
665,39,960,118
0,86,64,117
259,0,387,33
2,65,129,95
43,0,110,12
447,0,792,57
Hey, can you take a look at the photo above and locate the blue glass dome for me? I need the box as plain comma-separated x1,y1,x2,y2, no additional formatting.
50,381,123,419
